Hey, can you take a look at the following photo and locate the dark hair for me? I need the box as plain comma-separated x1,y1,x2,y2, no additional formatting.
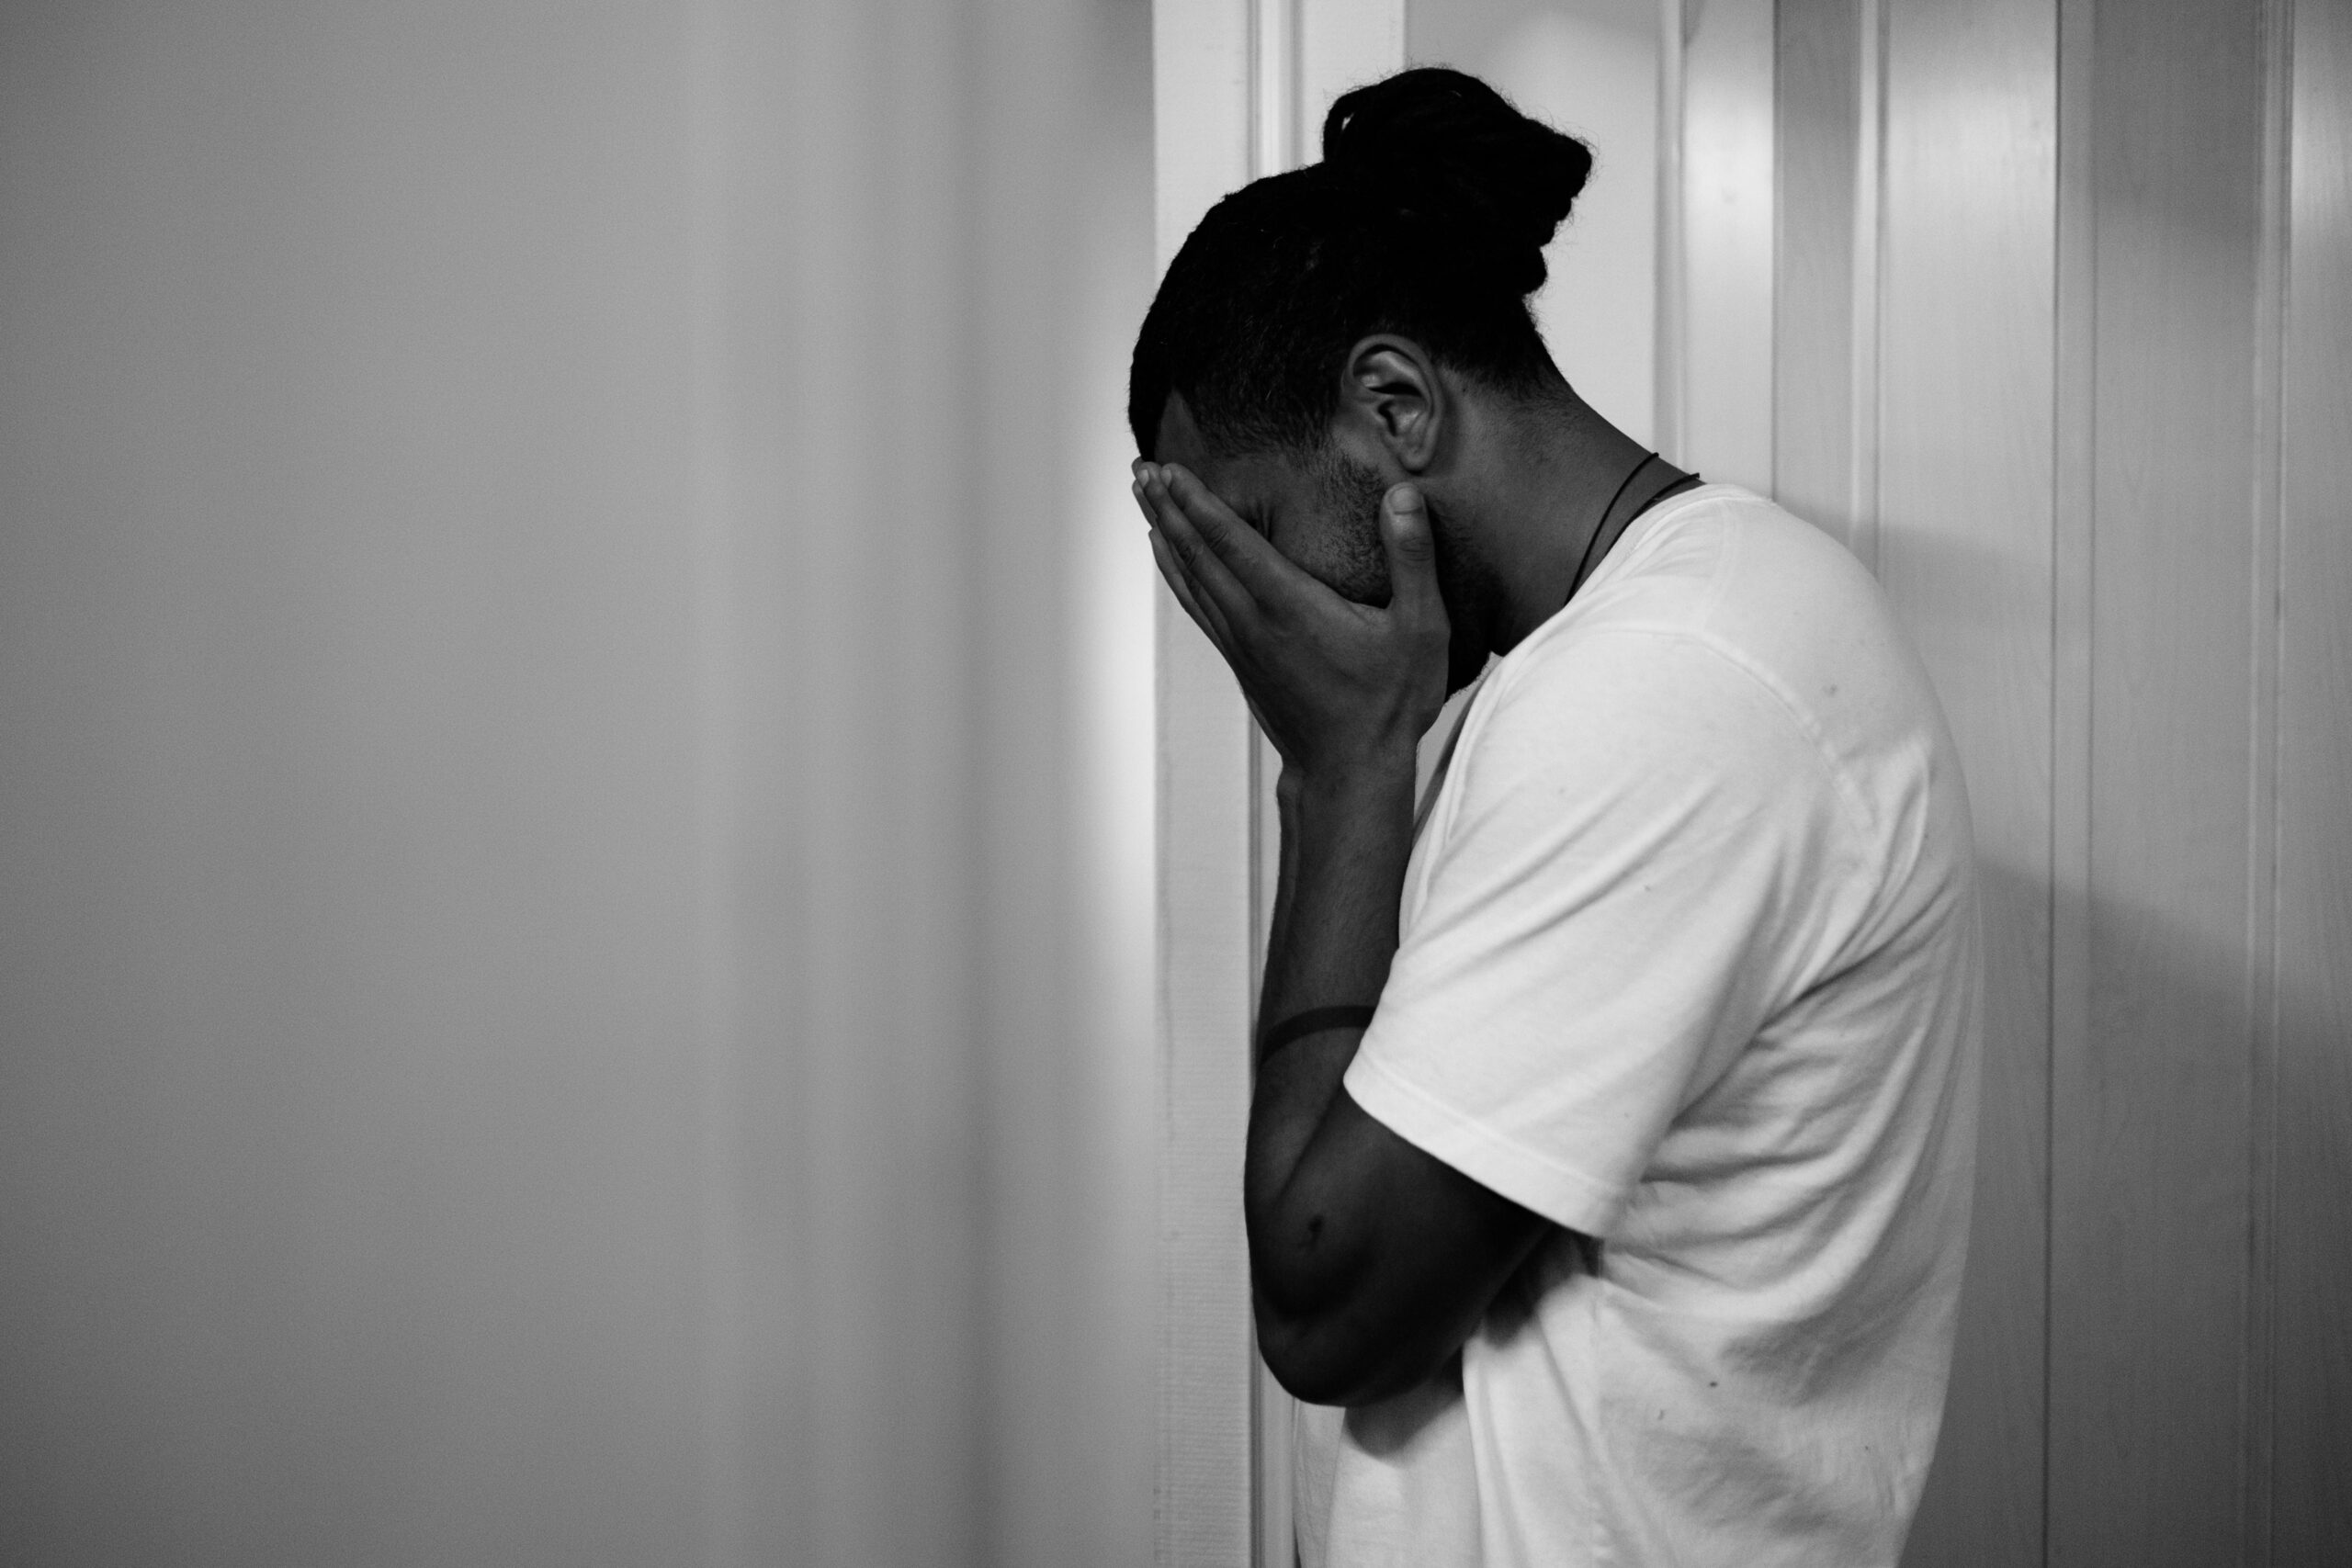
1128,67,1592,459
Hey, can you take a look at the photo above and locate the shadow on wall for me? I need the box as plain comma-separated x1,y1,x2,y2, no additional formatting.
1912,852,2333,1562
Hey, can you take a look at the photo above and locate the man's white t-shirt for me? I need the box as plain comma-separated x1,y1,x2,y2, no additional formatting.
1295,484,1983,1568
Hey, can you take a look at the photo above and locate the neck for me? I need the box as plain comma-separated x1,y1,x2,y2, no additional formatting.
1457,389,1684,651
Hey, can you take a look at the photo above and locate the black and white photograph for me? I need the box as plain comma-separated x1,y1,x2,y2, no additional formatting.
2,2,2345,1564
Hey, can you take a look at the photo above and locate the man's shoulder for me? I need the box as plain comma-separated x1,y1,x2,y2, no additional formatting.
1632,485,1881,615
1466,609,1835,816
1568,486,1935,739
1471,483,1954,838
1518,486,1871,659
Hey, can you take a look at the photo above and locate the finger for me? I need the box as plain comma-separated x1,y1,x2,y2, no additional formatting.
1157,464,1325,613
1148,526,1238,656
1147,526,1211,636
1379,482,1445,627
1141,468,1262,630
1134,472,1226,635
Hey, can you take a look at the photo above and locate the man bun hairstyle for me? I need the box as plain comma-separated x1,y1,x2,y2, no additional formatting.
1129,67,1591,459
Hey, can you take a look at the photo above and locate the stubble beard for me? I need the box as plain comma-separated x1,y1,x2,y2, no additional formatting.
1319,450,1494,695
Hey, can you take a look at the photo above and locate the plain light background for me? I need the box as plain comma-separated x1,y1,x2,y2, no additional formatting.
0,1,1158,1563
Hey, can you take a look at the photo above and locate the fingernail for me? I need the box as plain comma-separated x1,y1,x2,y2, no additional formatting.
1389,482,1424,512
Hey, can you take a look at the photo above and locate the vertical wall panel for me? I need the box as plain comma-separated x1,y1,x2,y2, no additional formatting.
1674,0,1775,490
1773,0,1869,560
783,3,995,1557
2051,0,2268,1561
2271,0,2352,1553
2242,2,2290,1556
1873,3,2053,1564
1300,0,1407,130
970,1,1161,1563
1151,6,1259,1562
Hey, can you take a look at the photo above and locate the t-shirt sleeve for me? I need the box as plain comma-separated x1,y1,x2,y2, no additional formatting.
1344,626,1851,1238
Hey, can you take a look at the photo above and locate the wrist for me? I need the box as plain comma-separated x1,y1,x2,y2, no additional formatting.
1284,742,1418,811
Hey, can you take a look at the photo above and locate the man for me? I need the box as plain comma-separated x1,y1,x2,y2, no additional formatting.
1129,68,1981,1568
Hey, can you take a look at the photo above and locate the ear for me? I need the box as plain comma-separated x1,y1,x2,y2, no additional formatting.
1337,335,1445,474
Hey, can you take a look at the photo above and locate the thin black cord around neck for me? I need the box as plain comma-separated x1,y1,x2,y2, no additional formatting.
1569,450,1661,603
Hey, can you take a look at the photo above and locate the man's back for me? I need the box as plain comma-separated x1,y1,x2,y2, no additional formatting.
1298,485,1983,1568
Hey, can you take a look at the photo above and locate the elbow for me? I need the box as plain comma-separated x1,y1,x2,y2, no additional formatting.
1254,1303,1436,1408
1251,1255,1376,1404
1257,1319,1358,1406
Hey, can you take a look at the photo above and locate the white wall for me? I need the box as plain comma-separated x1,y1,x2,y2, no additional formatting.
1770,1,2352,1561
0,3,1158,1564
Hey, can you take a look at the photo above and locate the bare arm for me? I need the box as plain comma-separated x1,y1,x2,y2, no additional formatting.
1137,464,1549,1406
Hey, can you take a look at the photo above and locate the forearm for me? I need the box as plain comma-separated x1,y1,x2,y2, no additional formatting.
1259,752,1416,1030
1244,747,1418,1323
